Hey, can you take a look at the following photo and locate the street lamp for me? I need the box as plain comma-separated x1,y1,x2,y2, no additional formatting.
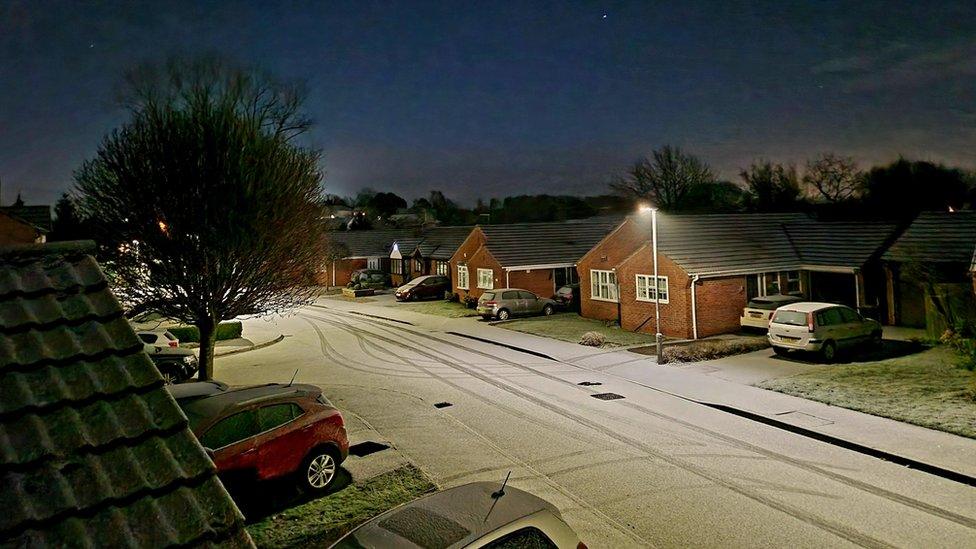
639,204,663,358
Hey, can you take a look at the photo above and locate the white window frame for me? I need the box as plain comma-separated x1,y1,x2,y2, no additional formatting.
436,261,449,276
785,270,801,294
590,269,618,302
392,260,403,275
763,272,780,295
635,274,669,304
457,265,469,290
414,259,423,273
477,268,494,290
367,257,379,270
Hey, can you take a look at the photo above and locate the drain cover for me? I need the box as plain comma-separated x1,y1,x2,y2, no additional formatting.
577,381,603,386
590,392,625,401
349,441,391,457
433,402,453,408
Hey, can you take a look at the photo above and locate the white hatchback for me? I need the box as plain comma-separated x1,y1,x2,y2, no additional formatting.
768,302,882,362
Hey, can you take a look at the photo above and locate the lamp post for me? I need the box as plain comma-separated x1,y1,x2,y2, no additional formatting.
651,207,662,357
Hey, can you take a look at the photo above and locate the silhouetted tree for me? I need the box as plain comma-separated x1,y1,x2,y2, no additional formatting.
741,160,803,212
804,153,864,203
366,191,407,218
862,158,971,218
76,57,326,379
611,145,716,211
50,192,93,241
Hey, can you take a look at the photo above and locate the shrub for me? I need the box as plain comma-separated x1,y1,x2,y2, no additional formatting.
168,321,244,343
941,330,976,371
579,331,605,347
659,338,769,364
462,294,479,309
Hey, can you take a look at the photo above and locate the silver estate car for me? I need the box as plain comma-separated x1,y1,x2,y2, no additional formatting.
768,302,882,362
477,288,556,321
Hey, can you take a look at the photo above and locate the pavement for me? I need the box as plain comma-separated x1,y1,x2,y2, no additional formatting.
212,297,976,548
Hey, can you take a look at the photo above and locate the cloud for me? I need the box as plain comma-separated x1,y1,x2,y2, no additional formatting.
813,42,976,92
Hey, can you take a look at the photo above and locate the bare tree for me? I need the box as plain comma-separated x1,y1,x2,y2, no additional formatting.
611,145,716,211
76,57,327,379
804,153,863,203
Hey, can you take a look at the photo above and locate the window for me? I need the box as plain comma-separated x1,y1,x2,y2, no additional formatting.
457,265,469,289
392,260,403,275
786,271,801,294
764,272,780,295
483,527,556,549
518,290,536,300
412,259,421,273
817,307,844,326
590,269,617,302
839,307,860,323
477,268,493,289
139,333,155,344
367,258,379,270
636,274,669,303
435,261,449,276
502,290,518,299
200,410,260,449
257,403,302,432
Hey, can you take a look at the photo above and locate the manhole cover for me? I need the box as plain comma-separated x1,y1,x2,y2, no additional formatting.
577,381,603,386
433,402,453,409
349,441,391,457
590,392,625,401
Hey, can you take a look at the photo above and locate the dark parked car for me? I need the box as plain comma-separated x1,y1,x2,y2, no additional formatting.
395,274,451,301
553,283,581,311
148,347,198,383
169,381,349,492
349,269,390,289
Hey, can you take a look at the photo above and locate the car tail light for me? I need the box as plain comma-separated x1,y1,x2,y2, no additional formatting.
169,341,179,347
483,301,497,306
807,312,815,333
577,543,588,549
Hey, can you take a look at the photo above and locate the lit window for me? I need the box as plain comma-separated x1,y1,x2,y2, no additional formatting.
457,265,469,289
636,274,669,303
590,269,617,302
477,268,494,289
392,261,403,275
436,261,449,276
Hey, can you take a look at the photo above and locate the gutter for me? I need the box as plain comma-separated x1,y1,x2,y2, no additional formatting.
502,262,576,271
690,274,700,340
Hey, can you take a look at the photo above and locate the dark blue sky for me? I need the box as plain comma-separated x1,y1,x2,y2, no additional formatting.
2,1,975,206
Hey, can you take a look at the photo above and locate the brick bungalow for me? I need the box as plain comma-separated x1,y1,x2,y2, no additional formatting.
397,226,473,284
578,213,900,339
881,211,976,329
449,218,621,301
321,228,416,286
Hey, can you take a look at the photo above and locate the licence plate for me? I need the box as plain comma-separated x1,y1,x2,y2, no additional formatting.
749,312,763,318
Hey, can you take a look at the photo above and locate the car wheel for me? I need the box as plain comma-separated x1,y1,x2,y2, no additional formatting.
870,330,883,348
161,370,177,384
302,448,338,492
542,304,554,316
821,341,837,363
772,346,789,356
496,308,510,321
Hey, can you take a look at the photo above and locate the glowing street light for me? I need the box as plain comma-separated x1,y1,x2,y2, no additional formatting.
639,204,663,357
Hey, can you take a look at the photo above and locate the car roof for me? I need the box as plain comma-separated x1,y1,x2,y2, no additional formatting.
777,301,845,312
169,382,322,422
336,482,555,548
488,288,532,293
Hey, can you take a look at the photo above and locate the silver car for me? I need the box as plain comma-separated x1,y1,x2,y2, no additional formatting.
477,288,556,321
768,302,882,362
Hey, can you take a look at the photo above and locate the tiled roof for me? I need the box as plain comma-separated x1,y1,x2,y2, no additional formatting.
785,220,899,268
479,217,623,267
326,229,419,258
0,241,251,548
414,226,474,259
882,211,976,263
0,206,52,233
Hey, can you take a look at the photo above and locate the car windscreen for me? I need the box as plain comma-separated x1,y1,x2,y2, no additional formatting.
771,310,807,326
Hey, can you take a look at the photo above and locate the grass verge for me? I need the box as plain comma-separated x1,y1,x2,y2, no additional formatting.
388,300,481,318
500,312,657,347
757,346,976,439
247,465,437,548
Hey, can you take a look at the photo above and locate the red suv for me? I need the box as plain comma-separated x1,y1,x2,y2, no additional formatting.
169,381,349,492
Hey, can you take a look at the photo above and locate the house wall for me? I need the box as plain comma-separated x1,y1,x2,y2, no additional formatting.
694,276,750,337
450,228,488,297
325,258,366,286
390,258,411,286
616,247,693,338
0,214,43,244
578,219,650,323
454,245,504,300
507,268,558,299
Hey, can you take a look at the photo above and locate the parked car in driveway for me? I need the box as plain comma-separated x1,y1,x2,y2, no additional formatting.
740,294,803,330
169,381,349,492
332,481,584,548
136,329,180,352
553,283,581,311
395,274,451,301
349,269,391,289
477,288,556,321
148,347,198,383
768,302,882,362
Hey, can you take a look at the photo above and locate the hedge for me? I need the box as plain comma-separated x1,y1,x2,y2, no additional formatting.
168,321,244,343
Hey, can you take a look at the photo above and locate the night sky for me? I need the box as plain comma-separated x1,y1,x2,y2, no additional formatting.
2,1,975,207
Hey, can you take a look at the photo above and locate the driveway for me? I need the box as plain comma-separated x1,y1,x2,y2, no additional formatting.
216,304,976,548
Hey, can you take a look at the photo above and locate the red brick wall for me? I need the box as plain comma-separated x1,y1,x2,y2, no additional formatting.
616,246,692,339
507,268,557,298
695,276,749,337
450,228,487,297
322,258,366,286
578,219,649,323
457,246,504,300
0,214,42,244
